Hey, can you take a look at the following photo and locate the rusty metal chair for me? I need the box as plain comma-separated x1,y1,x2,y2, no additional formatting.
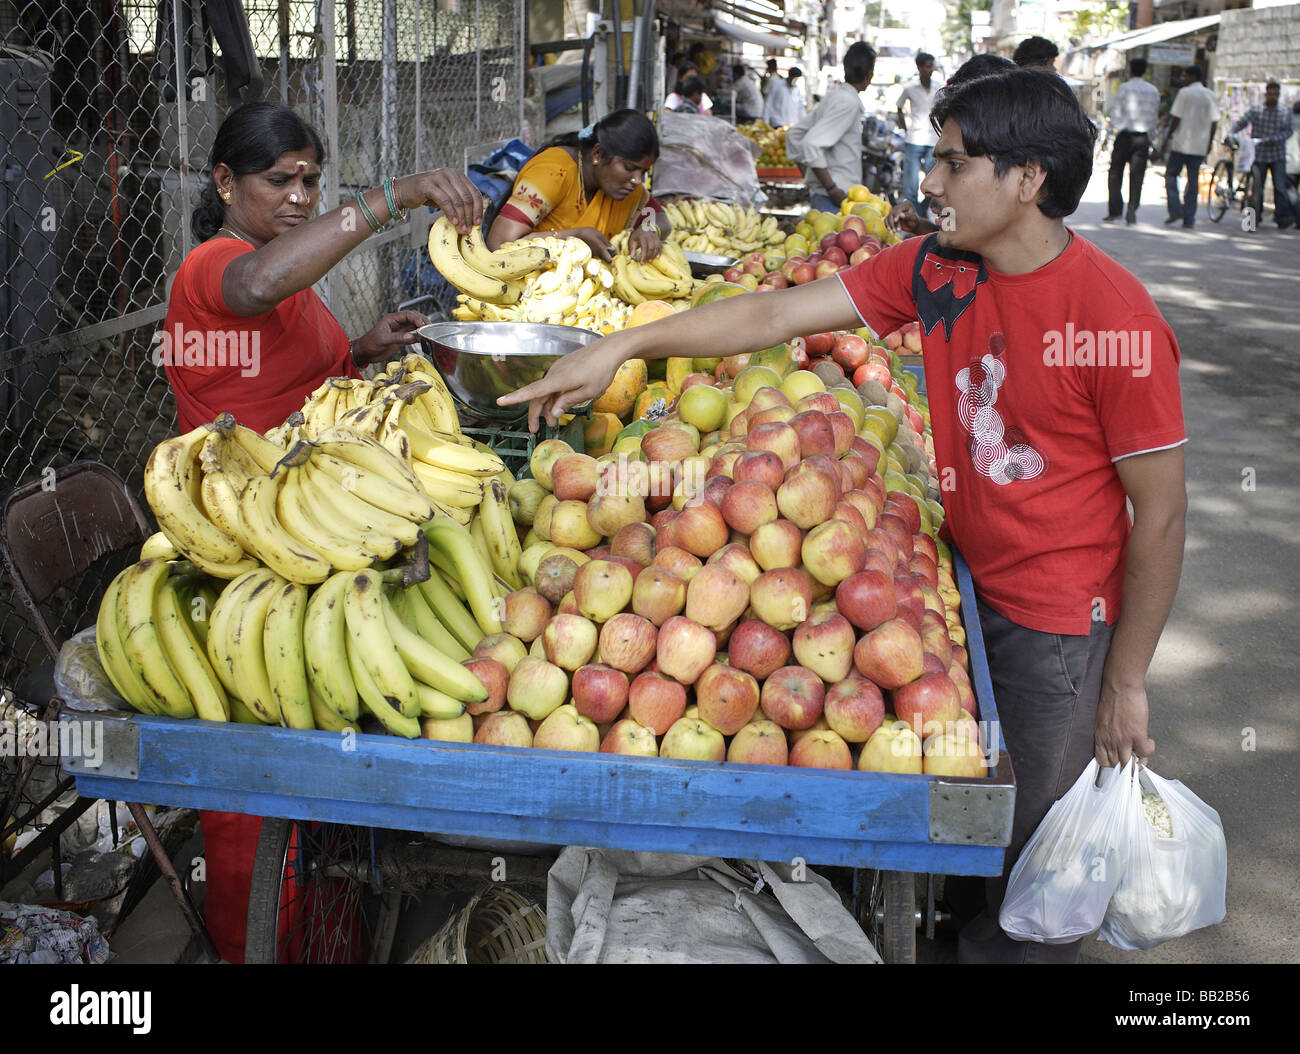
1,462,215,957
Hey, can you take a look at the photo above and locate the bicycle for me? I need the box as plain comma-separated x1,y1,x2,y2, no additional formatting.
1207,138,1256,223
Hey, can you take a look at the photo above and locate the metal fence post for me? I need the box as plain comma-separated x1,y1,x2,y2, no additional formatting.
317,0,339,308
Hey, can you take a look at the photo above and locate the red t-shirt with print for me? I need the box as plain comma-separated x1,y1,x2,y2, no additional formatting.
838,231,1185,635
162,237,359,434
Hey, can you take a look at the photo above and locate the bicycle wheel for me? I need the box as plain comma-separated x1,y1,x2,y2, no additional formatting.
245,817,379,964
1207,160,1232,223
1239,169,1257,223
860,869,918,963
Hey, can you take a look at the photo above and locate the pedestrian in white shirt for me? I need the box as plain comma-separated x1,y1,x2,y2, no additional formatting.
1106,57,1161,224
763,67,806,128
1163,64,1218,229
897,52,940,214
732,64,764,123
786,44,876,211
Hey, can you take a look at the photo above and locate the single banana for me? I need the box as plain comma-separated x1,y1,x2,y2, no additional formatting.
158,525,259,580
276,465,377,570
199,460,255,554
143,425,244,567
262,580,314,730
427,215,523,305
298,460,421,549
116,559,197,719
410,460,486,510
140,532,179,562
342,570,419,719
478,478,524,589
460,222,551,279
204,571,256,697
310,447,435,523
300,383,340,438
187,579,221,649
394,583,471,661
422,516,503,636
155,575,230,722
223,568,285,724
238,470,332,584
415,564,485,654
314,427,427,492
469,513,493,568
401,406,502,476
95,567,159,714
346,632,421,737
431,498,475,527
413,681,467,721
310,684,358,732
380,592,487,704
303,571,361,721
232,421,289,474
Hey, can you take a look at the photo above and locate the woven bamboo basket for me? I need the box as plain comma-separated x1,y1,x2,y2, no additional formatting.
407,885,548,964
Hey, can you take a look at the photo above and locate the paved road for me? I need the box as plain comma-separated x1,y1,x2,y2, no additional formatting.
1061,165,1298,964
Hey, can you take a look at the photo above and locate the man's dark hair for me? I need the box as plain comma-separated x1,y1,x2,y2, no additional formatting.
788,66,803,82
1013,36,1059,68
930,68,1096,219
1129,57,1147,78
843,42,876,86
916,51,935,67
1266,80,1281,91
1184,64,1204,83
766,58,777,72
948,53,1015,87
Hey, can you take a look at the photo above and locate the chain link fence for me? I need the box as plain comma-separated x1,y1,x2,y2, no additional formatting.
0,0,526,693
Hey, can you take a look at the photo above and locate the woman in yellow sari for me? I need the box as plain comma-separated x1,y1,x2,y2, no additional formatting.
488,109,668,262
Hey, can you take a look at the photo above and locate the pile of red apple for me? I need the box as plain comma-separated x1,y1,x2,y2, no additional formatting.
723,224,887,294
453,391,985,778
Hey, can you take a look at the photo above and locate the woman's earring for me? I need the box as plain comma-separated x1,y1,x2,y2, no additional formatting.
221,190,231,202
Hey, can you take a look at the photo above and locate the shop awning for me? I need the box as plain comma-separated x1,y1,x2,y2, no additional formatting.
709,0,806,49
1070,13,1220,53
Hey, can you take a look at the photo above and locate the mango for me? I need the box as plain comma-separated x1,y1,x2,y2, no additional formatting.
583,411,624,457
633,382,675,421
591,357,648,419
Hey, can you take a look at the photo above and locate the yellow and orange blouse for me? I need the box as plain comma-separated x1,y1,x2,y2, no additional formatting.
498,146,651,237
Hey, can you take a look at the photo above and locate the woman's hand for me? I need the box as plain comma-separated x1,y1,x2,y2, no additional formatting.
352,310,429,367
627,227,663,263
497,336,628,432
570,227,615,261
394,169,483,234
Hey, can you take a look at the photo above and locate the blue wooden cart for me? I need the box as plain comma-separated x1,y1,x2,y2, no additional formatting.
60,551,1014,963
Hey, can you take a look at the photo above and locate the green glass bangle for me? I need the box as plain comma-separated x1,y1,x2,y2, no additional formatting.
383,176,409,222
355,190,384,233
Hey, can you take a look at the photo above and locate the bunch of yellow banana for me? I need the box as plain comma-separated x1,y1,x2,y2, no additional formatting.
426,214,551,305
451,235,633,334
607,233,700,306
664,198,782,255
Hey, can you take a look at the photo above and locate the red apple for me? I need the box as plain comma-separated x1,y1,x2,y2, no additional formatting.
776,468,839,530
473,633,528,673
727,618,793,680
551,453,601,502
801,519,868,587
835,229,862,255
572,559,634,623
835,569,897,631
792,263,816,285
631,565,686,626
695,662,761,735
598,612,659,675
571,663,631,724
789,410,836,458
727,720,789,766
746,421,801,471
805,332,835,358
814,260,840,280
791,609,856,683
641,427,698,466
824,246,848,267
789,729,853,769
749,567,813,631
893,672,962,738
506,656,570,720
831,500,869,537
707,542,762,585
732,449,786,490
628,671,687,734
474,710,534,748
748,518,805,572
853,618,925,689
655,615,717,685
823,676,885,743
685,564,751,633
461,658,509,716
541,613,599,671
761,665,826,730
599,718,659,756
652,546,702,582
720,479,779,535
500,588,553,643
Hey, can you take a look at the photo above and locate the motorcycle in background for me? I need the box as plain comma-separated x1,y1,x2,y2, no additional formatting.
862,111,904,204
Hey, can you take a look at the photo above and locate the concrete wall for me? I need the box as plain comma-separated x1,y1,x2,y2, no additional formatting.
1214,3,1300,85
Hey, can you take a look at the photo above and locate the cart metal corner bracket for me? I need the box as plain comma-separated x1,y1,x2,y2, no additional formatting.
60,712,140,781
928,782,1013,846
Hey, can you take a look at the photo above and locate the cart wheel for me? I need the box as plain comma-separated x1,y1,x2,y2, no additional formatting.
245,818,381,964
881,871,916,963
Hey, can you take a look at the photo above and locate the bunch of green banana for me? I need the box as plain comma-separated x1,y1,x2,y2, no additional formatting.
96,558,229,721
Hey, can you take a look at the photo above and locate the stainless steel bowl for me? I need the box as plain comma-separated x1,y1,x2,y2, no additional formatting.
684,251,738,277
415,321,603,420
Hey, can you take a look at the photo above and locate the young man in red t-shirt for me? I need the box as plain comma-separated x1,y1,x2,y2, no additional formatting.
504,68,1187,963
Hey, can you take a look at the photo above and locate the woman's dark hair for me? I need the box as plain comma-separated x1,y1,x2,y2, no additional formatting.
678,76,706,101
930,68,1096,218
547,109,659,163
193,101,326,241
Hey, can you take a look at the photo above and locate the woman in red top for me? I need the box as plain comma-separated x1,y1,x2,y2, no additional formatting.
163,101,480,962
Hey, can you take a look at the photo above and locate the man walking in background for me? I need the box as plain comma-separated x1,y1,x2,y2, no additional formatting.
1231,81,1296,229
897,52,940,216
786,43,876,211
1106,57,1160,224
1164,65,1217,229
763,66,806,127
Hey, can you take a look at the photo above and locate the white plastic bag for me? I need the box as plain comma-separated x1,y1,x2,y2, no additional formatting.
1099,766,1227,951
999,760,1139,944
